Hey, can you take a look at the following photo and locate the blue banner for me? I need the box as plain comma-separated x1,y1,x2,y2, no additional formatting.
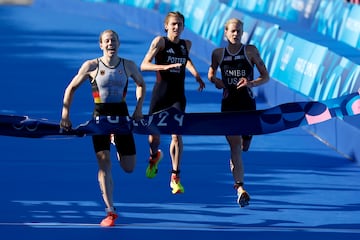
1,92,359,137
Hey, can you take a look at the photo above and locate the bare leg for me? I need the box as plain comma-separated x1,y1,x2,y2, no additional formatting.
117,154,136,173
169,134,184,194
96,150,114,211
170,134,183,173
226,135,245,191
149,134,160,156
146,134,163,178
226,135,250,207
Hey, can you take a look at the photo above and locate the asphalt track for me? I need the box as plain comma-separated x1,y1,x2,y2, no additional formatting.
0,2,359,240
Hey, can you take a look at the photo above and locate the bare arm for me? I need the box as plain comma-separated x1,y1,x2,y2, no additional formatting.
60,59,97,130
208,48,226,89
124,59,146,120
140,36,182,71
238,45,269,89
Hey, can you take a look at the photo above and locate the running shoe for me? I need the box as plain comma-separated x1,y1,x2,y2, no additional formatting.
237,190,250,207
146,150,163,178
170,174,184,194
100,212,118,227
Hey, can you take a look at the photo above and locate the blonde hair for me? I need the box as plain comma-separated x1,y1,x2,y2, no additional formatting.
224,18,243,30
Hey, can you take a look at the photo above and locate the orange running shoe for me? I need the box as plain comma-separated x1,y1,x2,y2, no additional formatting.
100,212,118,227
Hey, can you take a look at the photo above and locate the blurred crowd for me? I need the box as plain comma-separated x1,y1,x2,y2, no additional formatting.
346,0,359,4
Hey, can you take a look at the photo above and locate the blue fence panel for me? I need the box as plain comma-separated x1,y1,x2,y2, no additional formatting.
198,2,232,46
226,0,268,13
184,0,213,34
338,4,360,49
271,34,319,91
311,0,350,39
249,22,281,76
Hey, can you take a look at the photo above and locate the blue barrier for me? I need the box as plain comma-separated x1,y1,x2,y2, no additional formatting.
226,0,359,50
337,4,360,49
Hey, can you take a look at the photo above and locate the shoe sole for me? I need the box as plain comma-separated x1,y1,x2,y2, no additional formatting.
170,182,184,194
171,188,184,194
100,215,118,227
100,222,115,227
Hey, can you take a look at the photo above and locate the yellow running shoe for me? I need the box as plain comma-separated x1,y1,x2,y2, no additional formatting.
170,174,184,194
146,150,163,178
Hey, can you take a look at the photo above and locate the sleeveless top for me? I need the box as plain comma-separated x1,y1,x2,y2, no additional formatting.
219,45,254,98
155,37,188,83
149,37,189,113
90,58,129,104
